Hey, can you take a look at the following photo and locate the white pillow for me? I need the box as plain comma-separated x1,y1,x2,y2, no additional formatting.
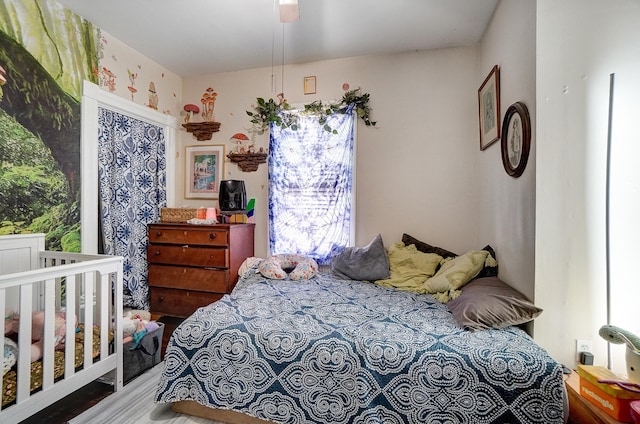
238,257,264,278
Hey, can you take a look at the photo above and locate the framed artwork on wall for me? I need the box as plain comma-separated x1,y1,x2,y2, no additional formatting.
501,101,531,178
478,65,501,150
185,145,225,199
304,76,316,95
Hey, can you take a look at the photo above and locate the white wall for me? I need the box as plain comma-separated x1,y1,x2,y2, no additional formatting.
477,0,537,299
536,0,640,373
98,30,183,117
179,48,482,260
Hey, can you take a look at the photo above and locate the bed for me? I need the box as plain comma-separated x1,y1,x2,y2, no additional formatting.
155,238,567,424
0,233,124,423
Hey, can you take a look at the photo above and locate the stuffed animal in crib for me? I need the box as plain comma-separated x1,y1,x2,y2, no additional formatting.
4,310,74,362
30,311,75,361
4,310,17,336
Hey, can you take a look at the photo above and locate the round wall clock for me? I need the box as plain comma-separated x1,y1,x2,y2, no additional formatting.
501,101,531,178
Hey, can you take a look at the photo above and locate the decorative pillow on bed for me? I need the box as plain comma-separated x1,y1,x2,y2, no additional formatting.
402,234,498,278
402,233,457,258
374,242,442,293
258,254,318,280
331,234,390,281
475,245,498,278
238,257,264,277
446,276,543,331
423,250,489,293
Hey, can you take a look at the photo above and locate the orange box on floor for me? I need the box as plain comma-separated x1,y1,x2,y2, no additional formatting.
577,364,640,422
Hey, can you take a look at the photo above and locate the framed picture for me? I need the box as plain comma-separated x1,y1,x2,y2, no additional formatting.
304,76,316,95
185,145,225,199
501,102,531,178
478,65,500,150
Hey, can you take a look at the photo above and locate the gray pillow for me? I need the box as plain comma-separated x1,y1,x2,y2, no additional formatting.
331,234,390,281
447,276,542,331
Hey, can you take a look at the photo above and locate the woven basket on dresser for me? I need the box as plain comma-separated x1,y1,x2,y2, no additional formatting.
160,208,198,223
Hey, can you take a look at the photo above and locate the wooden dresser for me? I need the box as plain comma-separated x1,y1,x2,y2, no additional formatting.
146,222,255,318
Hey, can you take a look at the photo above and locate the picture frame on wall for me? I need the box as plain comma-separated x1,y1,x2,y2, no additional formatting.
501,101,531,178
185,145,225,199
478,65,500,150
304,76,316,95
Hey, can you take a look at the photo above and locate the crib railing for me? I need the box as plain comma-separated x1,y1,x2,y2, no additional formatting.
0,250,123,423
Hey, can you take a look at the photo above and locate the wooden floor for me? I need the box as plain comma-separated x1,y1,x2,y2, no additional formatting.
17,315,183,424
19,380,114,424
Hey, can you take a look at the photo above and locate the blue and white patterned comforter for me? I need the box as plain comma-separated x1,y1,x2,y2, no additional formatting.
155,271,565,423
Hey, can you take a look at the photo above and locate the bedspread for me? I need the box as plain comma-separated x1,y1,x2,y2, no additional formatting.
155,271,565,423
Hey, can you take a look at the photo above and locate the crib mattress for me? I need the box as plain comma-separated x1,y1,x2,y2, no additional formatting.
2,324,112,407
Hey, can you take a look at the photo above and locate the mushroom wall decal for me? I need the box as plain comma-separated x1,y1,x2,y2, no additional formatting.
201,87,217,122
230,132,251,153
183,104,200,124
101,67,116,93
127,69,137,101
148,81,158,110
227,132,266,172
181,88,221,140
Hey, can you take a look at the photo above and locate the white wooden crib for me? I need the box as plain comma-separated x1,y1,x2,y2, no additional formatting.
0,234,123,423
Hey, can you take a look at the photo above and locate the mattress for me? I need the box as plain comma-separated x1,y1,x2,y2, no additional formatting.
155,270,565,423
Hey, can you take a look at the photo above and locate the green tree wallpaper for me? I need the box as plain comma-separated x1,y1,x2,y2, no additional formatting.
0,0,99,250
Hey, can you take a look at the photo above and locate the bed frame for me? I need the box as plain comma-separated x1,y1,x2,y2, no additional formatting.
0,233,123,423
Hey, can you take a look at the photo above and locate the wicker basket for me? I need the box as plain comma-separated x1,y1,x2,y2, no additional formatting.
160,208,199,222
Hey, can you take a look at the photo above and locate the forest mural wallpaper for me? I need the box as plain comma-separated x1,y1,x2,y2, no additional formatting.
0,0,180,252
0,0,98,250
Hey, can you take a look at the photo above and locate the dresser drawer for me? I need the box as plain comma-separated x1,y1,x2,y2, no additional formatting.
150,287,224,318
148,264,228,292
147,245,227,267
148,226,229,247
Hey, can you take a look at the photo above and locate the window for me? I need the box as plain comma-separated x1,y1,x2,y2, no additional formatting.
268,110,355,265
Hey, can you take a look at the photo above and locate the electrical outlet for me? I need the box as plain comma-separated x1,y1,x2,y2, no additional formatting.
576,339,593,353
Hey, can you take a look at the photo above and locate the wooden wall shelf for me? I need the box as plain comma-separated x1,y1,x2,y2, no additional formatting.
227,152,267,172
182,121,221,141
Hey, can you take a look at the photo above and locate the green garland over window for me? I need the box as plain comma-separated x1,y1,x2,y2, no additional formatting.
246,88,376,134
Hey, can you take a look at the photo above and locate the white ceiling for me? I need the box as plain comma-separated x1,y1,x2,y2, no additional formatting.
56,0,499,78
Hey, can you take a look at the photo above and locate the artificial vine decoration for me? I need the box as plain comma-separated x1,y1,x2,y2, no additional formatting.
246,88,376,134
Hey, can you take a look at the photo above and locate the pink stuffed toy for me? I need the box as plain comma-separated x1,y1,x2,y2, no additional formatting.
30,311,71,362
5,310,73,362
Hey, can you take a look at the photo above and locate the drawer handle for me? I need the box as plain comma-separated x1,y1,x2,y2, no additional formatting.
209,233,217,239
155,231,162,237
159,296,165,302
153,250,161,256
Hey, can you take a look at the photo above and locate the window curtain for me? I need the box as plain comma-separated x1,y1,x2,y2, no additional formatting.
97,107,166,309
268,108,354,265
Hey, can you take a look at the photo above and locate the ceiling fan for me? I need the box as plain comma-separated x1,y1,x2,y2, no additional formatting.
279,0,299,23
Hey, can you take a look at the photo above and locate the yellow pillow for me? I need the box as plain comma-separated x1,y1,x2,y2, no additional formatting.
387,242,442,277
374,242,442,293
423,250,489,293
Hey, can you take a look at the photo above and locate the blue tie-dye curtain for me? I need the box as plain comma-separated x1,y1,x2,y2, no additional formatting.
268,108,354,265
98,107,166,310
